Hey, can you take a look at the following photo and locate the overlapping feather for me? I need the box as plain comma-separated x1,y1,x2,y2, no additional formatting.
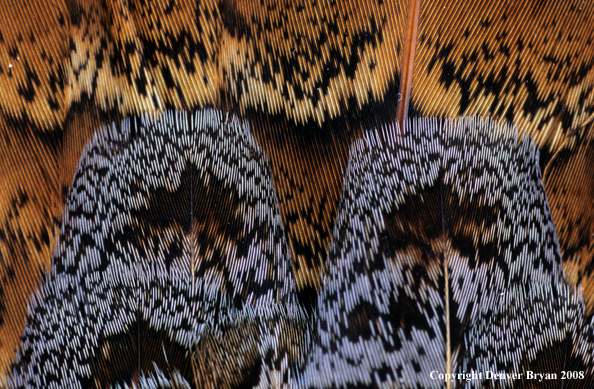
1,0,593,387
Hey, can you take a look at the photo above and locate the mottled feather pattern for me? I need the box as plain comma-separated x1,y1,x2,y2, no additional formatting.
9,113,594,387
10,110,308,388
1,0,594,388
298,118,594,387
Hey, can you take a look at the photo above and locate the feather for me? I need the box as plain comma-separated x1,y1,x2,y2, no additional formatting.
8,110,308,387
296,117,594,387
1,0,594,387
397,0,422,127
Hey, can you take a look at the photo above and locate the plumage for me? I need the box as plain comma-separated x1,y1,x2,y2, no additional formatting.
9,110,308,387
297,117,594,387
0,0,593,387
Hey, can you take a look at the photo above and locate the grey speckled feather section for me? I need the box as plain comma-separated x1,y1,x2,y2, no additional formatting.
8,113,594,388
297,117,594,388
9,109,309,389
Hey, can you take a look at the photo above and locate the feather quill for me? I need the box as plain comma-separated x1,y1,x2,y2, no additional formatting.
397,0,422,127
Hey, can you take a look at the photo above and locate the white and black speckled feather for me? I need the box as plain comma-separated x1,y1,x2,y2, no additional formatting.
9,109,308,388
297,117,594,388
